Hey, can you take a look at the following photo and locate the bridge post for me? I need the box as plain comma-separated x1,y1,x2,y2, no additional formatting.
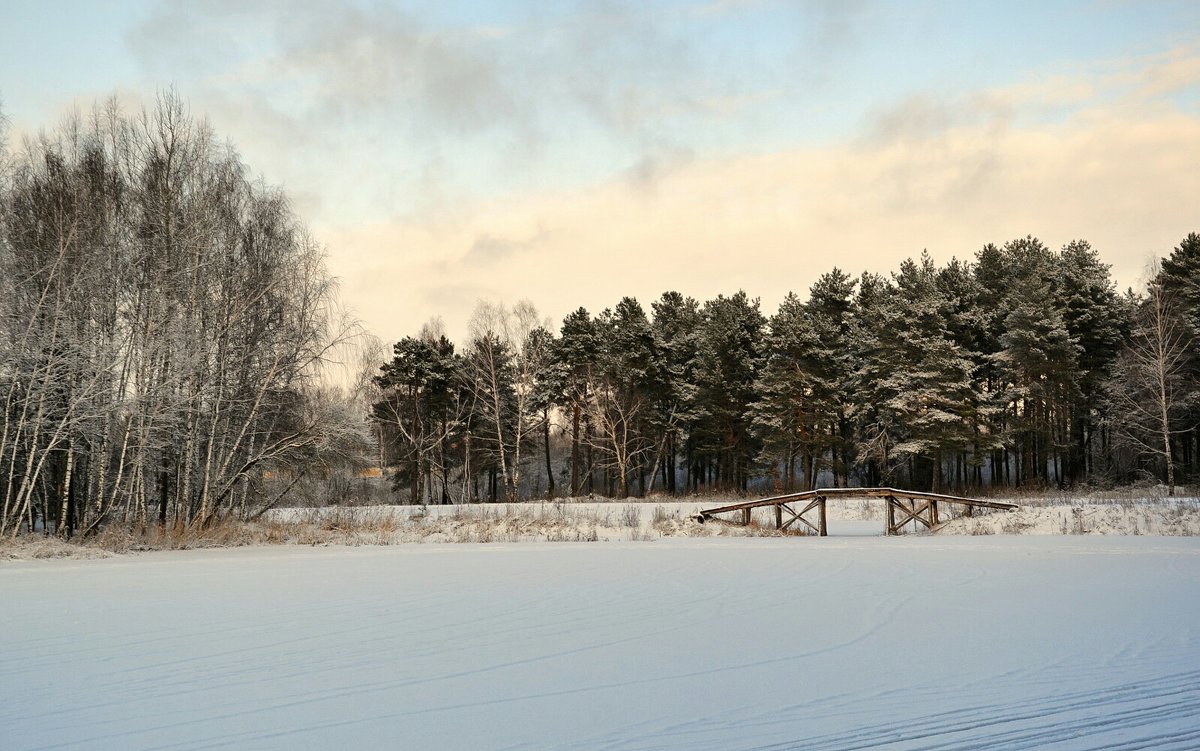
885,496,896,535
930,500,939,528
775,504,782,530
742,507,751,526
818,497,827,536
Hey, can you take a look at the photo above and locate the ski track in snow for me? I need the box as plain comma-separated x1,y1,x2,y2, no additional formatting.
2,537,1199,750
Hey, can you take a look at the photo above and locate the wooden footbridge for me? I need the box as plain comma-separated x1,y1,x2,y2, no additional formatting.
694,487,1018,536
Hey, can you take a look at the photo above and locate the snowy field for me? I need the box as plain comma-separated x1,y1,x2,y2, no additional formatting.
4,536,1200,750
262,495,1200,542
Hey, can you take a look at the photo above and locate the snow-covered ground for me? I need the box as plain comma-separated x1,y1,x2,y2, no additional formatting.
262,495,1200,542
3,537,1199,750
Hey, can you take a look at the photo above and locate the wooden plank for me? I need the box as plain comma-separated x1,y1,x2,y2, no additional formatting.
697,487,1017,515
694,486,1018,529
781,512,819,534
818,497,827,537
892,500,932,531
694,490,819,516
797,498,822,517
780,500,820,534
809,487,1018,510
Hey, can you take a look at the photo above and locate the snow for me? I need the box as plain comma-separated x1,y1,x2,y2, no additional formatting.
262,496,1200,542
4,536,1200,749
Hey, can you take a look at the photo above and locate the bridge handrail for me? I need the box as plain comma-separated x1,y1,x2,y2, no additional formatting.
697,487,1018,519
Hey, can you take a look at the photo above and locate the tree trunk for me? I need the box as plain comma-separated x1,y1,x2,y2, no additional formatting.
570,403,580,496
544,408,555,499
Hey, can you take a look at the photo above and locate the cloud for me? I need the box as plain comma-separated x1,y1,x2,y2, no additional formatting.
114,4,1200,345
124,0,802,228
325,48,1200,343
863,43,1200,146
462,225,550,265
129,2,740,149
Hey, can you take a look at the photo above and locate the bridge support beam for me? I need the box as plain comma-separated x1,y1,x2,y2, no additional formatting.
886,496,942,535
694,488,1017,536
778,500,820,535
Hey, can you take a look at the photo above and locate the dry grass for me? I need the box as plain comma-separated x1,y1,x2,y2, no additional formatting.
938,499,1200,536
7,492,1197,560
1,535,115,560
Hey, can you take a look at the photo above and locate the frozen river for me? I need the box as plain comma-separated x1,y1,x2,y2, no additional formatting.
3,536,1199,749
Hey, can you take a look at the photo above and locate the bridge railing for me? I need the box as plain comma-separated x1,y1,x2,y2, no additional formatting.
694,487,1018,536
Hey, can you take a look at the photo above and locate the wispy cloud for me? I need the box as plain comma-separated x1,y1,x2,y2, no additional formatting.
463,225,551,266
105,2,1200,342
322,45,1200,341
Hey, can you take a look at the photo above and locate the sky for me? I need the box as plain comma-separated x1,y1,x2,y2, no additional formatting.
2,0,1199,343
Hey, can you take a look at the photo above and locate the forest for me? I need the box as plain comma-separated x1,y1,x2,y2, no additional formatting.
2,97,1198,539
372,234,1200,504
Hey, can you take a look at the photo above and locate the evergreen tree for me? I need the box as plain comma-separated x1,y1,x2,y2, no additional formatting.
1159,232,1200,334
751,293,822,491
804,269,857,486
373,334,463,503
848,272,895,486
857,255,984,491
693,292,765,492
555,308,599,494
1057,240,1124,482
650,292,701,493
936,257,992,487
996,269,1081,486
525,326,559,498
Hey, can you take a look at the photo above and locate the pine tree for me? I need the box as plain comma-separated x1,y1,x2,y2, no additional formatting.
935,257,993,488
556,308,599,495
845,272,885,486
373,335,463,503
804,269,857,487
525,326,559,498
1159,232,1200,334
996,274,1081,486
693,292,765,492
1057,240,1124,482
857,255,983,491
650,292,701,493
751,293,821,491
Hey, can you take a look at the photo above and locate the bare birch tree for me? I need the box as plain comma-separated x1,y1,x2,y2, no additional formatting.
0,91,351,536
464,300,550,500
1107,269,1194,495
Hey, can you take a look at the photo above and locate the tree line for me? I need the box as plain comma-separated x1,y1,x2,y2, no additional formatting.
372,235,1200,501
3,95,1197,540
0,94,361,537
